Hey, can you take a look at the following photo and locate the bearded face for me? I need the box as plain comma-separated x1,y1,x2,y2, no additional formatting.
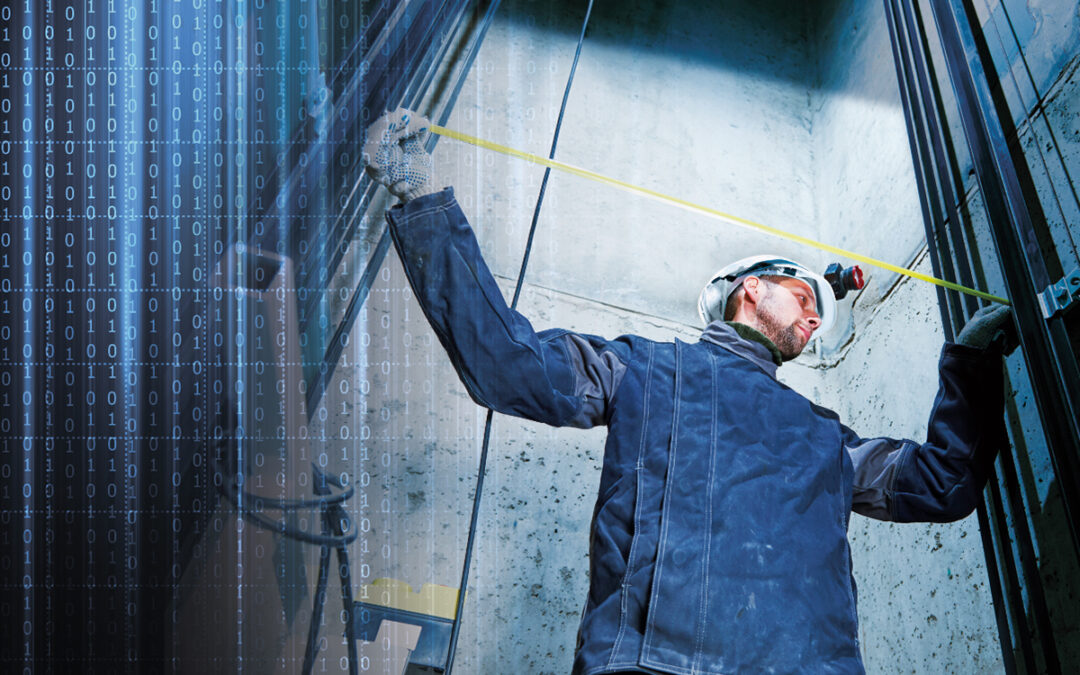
755,281,812,361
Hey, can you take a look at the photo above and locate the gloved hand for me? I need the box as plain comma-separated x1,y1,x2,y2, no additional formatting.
956,304,1017,352
362,107,440,202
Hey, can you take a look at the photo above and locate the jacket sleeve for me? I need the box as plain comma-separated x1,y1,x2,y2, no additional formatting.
844,342,1005,523
384,188,630,428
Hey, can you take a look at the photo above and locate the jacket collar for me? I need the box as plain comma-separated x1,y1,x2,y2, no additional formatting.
699,321,781,377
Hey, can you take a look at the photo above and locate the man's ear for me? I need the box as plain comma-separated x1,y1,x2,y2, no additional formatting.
741,276,764,308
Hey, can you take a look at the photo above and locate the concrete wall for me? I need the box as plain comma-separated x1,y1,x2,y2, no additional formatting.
310,0,1014,671
439,0,819,328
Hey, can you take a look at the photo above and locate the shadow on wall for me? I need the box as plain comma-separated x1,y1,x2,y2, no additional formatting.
1005,375,1080,667
498,0,907,103
1028,477,1080,667
500,0,810,86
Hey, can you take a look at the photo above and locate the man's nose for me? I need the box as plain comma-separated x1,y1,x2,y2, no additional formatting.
805,313,822,330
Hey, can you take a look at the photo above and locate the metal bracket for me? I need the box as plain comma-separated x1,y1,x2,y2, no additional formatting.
1037,268,1080,318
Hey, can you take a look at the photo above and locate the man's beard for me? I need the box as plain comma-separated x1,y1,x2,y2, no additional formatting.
757,287,805,361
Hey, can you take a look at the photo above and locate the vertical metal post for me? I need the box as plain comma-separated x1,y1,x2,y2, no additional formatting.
882,0,958,334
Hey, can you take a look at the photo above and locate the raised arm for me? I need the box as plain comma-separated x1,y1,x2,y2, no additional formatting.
364,108,630,428
846,334,1008,523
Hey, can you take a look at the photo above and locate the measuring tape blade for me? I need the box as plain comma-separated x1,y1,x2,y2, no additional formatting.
429,123,1009,306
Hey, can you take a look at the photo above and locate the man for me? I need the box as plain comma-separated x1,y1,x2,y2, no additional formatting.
362,108,1013,674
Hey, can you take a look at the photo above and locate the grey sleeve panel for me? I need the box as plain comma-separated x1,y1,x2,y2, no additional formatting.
847,435,916,521
560,333,629,429
844,345,1004,524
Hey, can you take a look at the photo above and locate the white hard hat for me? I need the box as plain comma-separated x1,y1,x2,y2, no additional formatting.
697,254,837,335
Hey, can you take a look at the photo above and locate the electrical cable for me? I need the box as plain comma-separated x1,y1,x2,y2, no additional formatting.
428,123,1010,306
510,3,593,308
216,475,360,547
230,483,355,509
443,2,594,673
211,453,358,674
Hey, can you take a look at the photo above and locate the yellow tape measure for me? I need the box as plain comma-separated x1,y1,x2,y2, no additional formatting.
429,124,1010,306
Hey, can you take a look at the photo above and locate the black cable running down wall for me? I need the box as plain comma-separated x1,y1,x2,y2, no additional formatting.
510,1,595,309
445,2,595,673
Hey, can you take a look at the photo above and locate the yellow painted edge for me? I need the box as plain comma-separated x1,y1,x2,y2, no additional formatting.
358,578,464,620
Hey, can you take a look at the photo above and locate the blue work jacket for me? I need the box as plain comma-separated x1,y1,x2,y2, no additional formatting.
386,189,1004,675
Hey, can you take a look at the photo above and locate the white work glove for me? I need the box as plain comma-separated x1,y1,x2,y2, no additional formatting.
956,304,1017,352
362,107,440,202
